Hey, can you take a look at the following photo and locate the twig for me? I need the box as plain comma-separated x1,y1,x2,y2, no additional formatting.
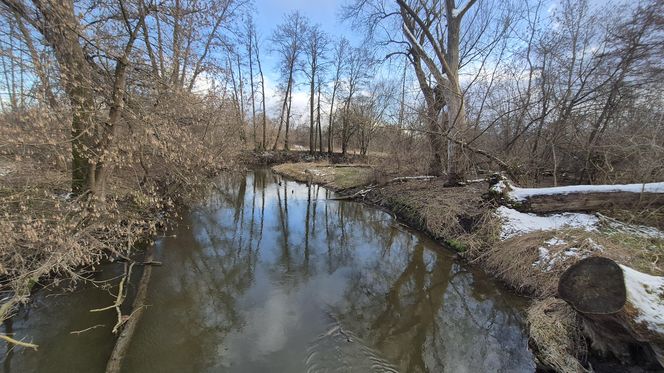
90,261,135,313
389,176,436,182
70,324,106,335
0,334,38,350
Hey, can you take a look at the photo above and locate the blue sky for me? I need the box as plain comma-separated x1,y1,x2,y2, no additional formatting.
250,0,365,119
253,0,359,46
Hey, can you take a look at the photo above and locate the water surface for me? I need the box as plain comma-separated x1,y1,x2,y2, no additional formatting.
5,169,535,372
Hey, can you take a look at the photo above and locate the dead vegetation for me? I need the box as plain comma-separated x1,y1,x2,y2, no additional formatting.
528,298,589,372
273,160,664,372
477,227,664,299
0,90,243,349
271,162,375,190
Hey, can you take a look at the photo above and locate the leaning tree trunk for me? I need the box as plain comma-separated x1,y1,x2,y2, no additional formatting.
559,257,664,368
36,0,97,195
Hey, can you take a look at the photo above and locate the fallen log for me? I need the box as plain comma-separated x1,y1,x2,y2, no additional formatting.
105,245,155,373
492,179,664,213
389,175,436,183
558,257,664,368
331,164,373,168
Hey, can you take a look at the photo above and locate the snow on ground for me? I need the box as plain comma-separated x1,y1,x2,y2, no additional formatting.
496,206,599,239
508,182,664,202
545,237,567,246
532,237,603,272
621,265,664,334
490,180,508,194
598,214,664,240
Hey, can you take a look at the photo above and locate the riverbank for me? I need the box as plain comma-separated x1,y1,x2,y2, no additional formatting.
3,167,538,372
272,161,664,372
0,149,232,352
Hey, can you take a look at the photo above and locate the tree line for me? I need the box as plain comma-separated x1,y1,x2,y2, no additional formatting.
1,0,663,192
232,0,664,186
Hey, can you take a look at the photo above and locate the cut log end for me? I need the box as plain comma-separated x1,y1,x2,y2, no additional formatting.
558,257,626,314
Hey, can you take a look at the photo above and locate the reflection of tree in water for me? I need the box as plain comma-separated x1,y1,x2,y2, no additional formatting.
131,170,269,371
335,242,450,372
338,237,534,373
134,169,532,372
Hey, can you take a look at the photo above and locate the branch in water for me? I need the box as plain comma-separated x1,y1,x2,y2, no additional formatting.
0,333,38,350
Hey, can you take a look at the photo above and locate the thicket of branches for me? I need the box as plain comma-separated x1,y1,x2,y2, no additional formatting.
236,0,663,186
0,0,247,343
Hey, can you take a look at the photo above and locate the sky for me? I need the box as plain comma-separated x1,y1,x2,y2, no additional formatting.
250,0,363,122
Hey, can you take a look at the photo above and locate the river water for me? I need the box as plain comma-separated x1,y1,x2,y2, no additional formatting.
5,169,535,372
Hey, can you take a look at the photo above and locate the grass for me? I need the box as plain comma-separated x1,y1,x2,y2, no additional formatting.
332,167,374,189
271,162,374,190
528,298,588,373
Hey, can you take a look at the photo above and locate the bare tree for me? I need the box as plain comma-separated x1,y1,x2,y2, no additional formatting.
3,0,148,196
271,11,307,151
327,37,349,155
356,81,396,156
245,16,258,150
340,47,374,156
251,22,268,150
304,24,329,154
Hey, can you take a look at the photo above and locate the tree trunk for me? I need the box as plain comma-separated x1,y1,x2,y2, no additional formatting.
498,181,664,213
105,247,155,373
559,257,664,367
285,80,293,151
317,77,323,154
35,0,97,195
309,57,316,154
272,78,291,150
328,84,337,155
248,31,257,150
254,32,267,150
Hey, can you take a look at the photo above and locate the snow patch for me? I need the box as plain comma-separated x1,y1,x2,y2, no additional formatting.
621,265,664,334
598,214,664,240
532,239,601,272
490,180,508,194
545,237,566,246
496,206,599,239
508,182,664,202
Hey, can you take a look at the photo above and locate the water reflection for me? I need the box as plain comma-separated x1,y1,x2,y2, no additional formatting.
126,168,534,372
5,169,535,373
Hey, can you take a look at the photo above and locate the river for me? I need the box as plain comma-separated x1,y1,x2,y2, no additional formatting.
5,168,535,372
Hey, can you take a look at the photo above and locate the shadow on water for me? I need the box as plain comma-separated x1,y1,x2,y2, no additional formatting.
5,168,535,373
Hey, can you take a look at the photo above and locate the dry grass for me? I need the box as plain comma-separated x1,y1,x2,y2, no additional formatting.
601,207,664,230
271,162,375,190
528,298,589,373
477,227,664,300
363,179,499,252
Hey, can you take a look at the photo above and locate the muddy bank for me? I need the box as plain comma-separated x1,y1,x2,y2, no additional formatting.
271,161,664,372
